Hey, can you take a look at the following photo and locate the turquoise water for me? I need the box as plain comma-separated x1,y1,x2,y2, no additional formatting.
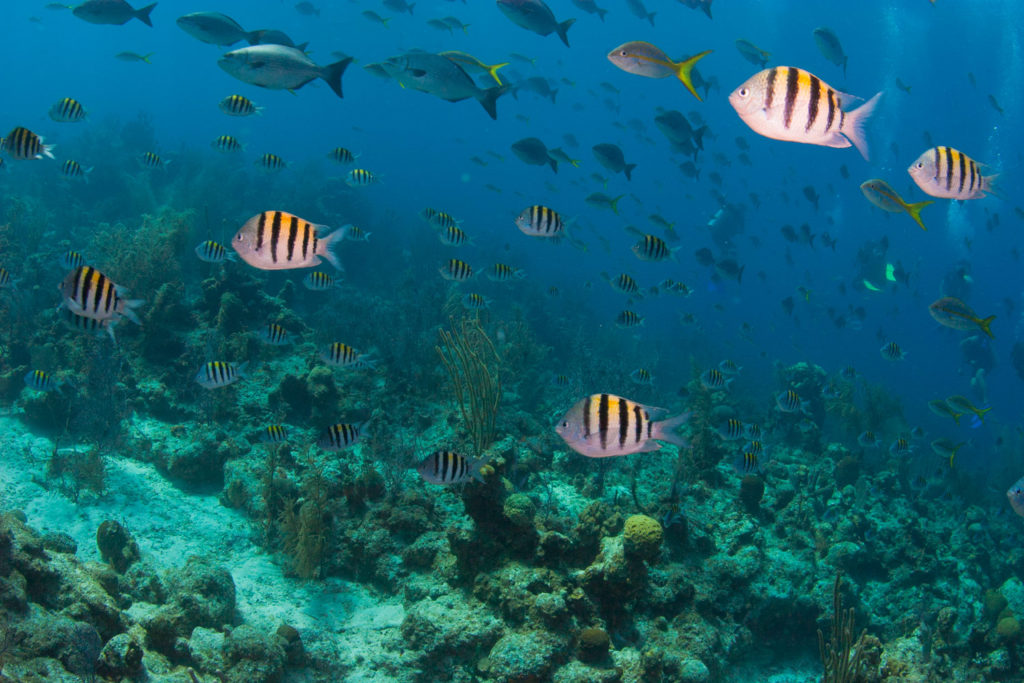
0,1,1022,681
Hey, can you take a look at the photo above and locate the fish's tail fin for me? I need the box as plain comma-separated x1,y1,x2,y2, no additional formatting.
468,456,489,483
978,315,996,339
646,12,656,27
610,194,624,215
843,91,883,161
974,406,992,424
322,57,354,99
120,299,146,326
135,2,156,27
319,228,346,271
905,199,933,230
674,49,712,101
624,163,637,181
488,62,509,85
142,53,154,63
597,7,608,21
982,173,1004,199
556,18,575,47
547,156,558,174
477,85,509,121
653,411,690,449
407,3,415,15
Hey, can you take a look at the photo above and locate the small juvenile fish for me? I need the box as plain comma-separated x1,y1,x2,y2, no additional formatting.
212,135,244,152
439,225,470,246
195,361,248,389
256,153,287,172
630,368,654,385
342,225,370,242
860,179,933,231
260,425,289,444
417,450,487,485
258,323,290,345
515,205,564,237
729,66,882,160
440,258,475,281
219,94,263,116
880,341,905,361
24,370,64,392
141,152,168,168
602,272,641,296
328,147,357,164
487,263,526,282
195,240,236,263
776,389,811,415
232,211,344,271
346,169,379,187
607,41,713,101
908,147,996,200
61,160,92,180
4,127,55,160
321,342,376,369
58,251,86,270
857,430,881,448
615,310,644,328
317,421,368,450
556,393,688,458
713,417,745,440
462,293,491,310
304,271,342,291
700,368,732,391
49,97,87,122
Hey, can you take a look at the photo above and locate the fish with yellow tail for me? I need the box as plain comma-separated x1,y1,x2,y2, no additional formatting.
860,179,933,230
928,297,995,338
556,393,688,457
232,211,344,271
908,146,997,200
729,66,882,160
607,42,712,101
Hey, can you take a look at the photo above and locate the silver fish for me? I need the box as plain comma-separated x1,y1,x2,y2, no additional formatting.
218,45,352,99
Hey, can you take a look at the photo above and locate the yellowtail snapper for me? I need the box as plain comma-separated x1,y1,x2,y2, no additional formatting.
945,395,991,424
860,179,932,231
930,438,966,468
607,42,713,101
927,399,962,424
928,297,994,338
195,361,248,389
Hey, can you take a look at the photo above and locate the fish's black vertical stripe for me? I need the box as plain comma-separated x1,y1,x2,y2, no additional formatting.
286,214,298,262
270,211,282,263
256,212,267,251
932,147,941,182
806,75,821,131
764,67,778,110
598,394,610,450
81,268,96,313
582,396,592,438
633,405,643,444
782,67,799,130
968,159,977,194
944,147,955,192
441,450,449,481
618,398,629,448
957,150,967,194
301,222,311,261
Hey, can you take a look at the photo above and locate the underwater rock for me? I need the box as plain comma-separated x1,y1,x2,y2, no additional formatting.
738,474,764,512
998,576,1024,620
623,514,663,563
576,626,610,663
399,594,504,670
484,629,564,683
580,535,647,621
834,454,860,488
41,532,77,556
223,624,286,683
503,492,536,528
163,557,237,630
96,519,142,573
275,623,305,667
95,631,144,679
995,615,1020,642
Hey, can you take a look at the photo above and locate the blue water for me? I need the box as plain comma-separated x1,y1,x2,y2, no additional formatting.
2,0,1023,679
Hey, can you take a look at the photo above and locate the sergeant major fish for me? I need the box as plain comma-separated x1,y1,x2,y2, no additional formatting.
3,127,55,160
195,361,248,389
417,451,487,485
556,393,689,457
232,211,344,271
908,147,997,200
59,265,143,323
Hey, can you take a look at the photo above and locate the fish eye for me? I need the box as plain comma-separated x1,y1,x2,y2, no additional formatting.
916,162,924,169
739,88,749,97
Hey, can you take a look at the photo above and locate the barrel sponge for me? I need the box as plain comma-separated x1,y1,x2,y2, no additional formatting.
623,514,663,562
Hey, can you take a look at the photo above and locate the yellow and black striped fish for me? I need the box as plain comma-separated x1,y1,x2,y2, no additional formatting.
328,147,356,164
212,135,244,152
603,271,641,295
615,310,644,328
440,258,474,281
438,225,469,246
61,307,115,343
556,393,689,458
195,361,248,389
514,205,564,237
0,267,13,287
630,368,653,385
908,146,996,200
487,263,525,282
729,66,882,160
140,152,167,168
421,208,460,229
258,323,290,345
256,153,287,172
219,94,262,117
304,271,341,290
317,421,367,451
195,240,235,263
416,450,486,485
700,368,731,390
713,418,746,440
880,341,905,361
461,293,491,310
630,231,674,261
232,211,345,271
58,265,143,323
24,370,62,392
734,451,761,474
4,127,55,160
345,168,379,187
61,160,91,180
321,342,376,369
342,225,371,242
259,425,289,443
49,97,87,123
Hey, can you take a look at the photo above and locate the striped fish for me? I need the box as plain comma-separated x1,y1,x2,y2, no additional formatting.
232,211,344,271
3,127,55,160
258,323,290,345
908,147,996,200
440,258,474,281
515,205,564,237
212,135,244,152
303,271,342,290
487,263,526,282
728,66,882,160
317,421,368,451
775,389,811,415
61,160,92,180
880,341,905,361
58,266,143,323
219,94,262,116
0,267,12,287
60,307,117,343
713,418,745,440
140,152,167,168
718,359,742,375
342,225,371,242
744,440,764,456
256,153,286,172
417,450,487,485
700,368,732,390
321,342,376,369
24,370,63,392
555,393,689,458
630,368,654,385
462,293,491,310
58,251,86,270
195,361,248,389
345,168,379,187
328,147,356,164
603,272,642,296
422,209,460,229
629,231,676,261
259,425,289,444
439,225,470,246
734,451,762,474
49,97,87,122
615,310,644,328
744,423,762,440
195,240,236,263
889,437,911,456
